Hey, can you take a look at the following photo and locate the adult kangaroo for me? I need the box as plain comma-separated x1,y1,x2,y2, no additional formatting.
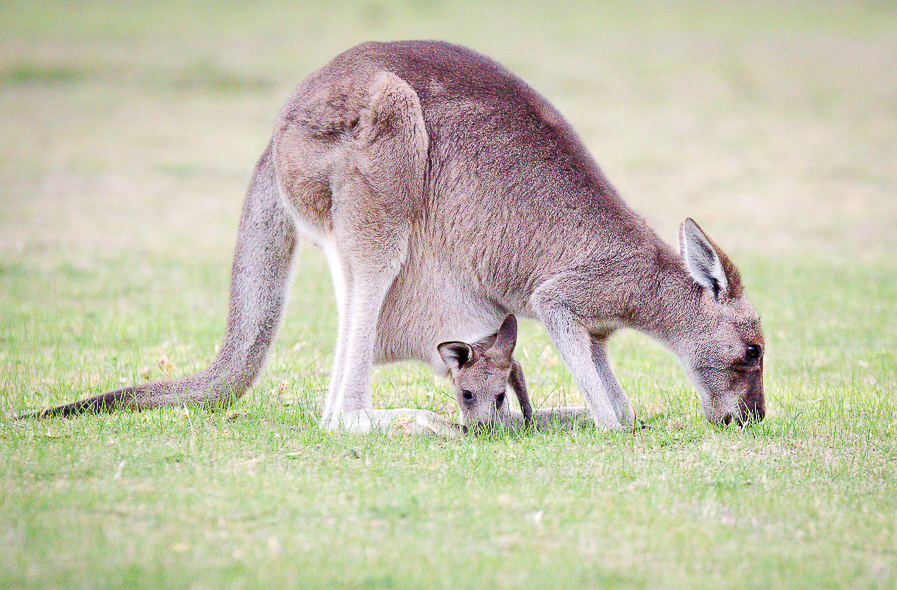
22,40,765,430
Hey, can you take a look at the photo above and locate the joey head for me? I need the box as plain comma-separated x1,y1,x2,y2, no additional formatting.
437,315,533,430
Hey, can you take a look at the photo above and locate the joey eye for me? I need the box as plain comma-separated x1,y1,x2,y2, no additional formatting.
496,393,506,405
746,344,762,360
462,390,474,401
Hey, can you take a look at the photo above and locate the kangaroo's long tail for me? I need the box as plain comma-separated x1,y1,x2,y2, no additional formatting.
18,145,298,419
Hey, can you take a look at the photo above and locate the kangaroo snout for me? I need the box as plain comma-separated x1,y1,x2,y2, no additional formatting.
736,378,765,425
700,371,765,427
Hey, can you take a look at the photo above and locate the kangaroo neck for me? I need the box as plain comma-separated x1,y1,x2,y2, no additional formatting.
601,231,701,350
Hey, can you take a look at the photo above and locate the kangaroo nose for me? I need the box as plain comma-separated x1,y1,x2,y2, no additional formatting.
737,380,765,425
736,400,765,425
753,404,766,421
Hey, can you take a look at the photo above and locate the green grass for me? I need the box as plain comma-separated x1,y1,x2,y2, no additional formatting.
2,1,896,588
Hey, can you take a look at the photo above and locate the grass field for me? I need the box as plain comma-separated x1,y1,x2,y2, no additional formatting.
2,1,896,588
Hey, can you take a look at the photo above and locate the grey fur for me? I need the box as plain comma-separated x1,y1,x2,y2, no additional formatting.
20,41,764,430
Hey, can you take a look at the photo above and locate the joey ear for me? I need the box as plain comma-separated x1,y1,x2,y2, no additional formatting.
437,341,474,370
679,218,730,301
490,314,518,360
508,359,533,422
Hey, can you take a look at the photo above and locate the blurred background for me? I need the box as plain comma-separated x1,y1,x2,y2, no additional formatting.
2,0,894,260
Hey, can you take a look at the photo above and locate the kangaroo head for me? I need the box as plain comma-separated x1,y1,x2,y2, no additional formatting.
677,218,765,426
437,314,521,429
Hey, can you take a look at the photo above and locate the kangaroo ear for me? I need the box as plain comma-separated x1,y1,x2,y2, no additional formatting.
490,314,518,360
679,218,730,301
437,341,474,370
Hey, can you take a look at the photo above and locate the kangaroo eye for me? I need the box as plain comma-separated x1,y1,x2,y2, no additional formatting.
746,344,762,360
462,390,474,400
496,393,506,405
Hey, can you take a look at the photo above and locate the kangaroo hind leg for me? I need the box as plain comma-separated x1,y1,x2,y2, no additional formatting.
321,72,442,433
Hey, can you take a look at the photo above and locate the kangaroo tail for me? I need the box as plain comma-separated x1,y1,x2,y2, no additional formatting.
18,145,298,419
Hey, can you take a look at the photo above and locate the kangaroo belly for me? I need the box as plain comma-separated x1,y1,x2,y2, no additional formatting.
373,254,505,370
